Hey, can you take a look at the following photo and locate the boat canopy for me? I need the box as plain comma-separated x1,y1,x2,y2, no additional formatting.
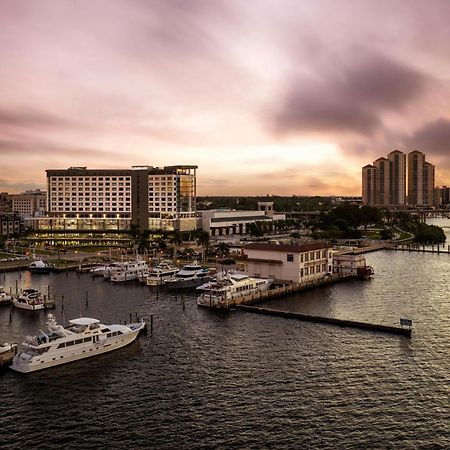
69,318,100,326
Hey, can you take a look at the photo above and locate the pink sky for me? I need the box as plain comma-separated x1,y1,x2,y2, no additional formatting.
1,0,450,195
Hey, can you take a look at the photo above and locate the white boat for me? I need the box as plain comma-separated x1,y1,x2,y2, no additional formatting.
89,265,109,276
197,272,271,308
0,343,17,367
103,262,124,279
0,286,13,306
110,259,148,282
28,260,54,273
10,314,146,373
13,288,45,311
146,262,179,286
166,262,211,289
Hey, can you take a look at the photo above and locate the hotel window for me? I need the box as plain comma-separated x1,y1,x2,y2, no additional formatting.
316,251,320,259
287,254,294,262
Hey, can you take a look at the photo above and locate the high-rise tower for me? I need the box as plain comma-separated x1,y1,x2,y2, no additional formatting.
408,151,425,205
362,165,377,206
388,150,406,205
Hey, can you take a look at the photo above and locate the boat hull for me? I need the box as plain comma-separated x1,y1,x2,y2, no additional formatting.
12,299,45,311
10,326,143,373
167,276,210,289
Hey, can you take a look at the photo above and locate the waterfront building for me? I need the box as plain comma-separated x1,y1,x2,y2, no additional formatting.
0,192,12,213
388,150,406,205
362,165,377,206
28,165,197,233
11,190,47,218
240,242,332,283
441,186,450,207
333,254,368,277
373,157,390,206
198,202,285,237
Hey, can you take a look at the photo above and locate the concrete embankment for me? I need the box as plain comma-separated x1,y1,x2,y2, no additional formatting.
236,305,412,337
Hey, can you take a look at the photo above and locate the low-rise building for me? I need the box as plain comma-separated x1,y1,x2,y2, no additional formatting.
240,241,332,283
0,213,21,238
11,190,47,218
332,254,368,277
198,202,285,237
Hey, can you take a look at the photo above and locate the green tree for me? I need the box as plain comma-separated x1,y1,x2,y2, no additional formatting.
194,230,210,261
215,242,230,258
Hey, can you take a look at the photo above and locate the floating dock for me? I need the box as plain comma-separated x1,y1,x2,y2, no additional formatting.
236,305,412,337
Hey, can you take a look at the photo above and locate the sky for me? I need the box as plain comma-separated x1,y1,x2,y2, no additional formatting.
1,0,450,196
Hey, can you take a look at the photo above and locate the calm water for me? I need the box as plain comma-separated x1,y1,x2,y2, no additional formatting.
1,247,449,448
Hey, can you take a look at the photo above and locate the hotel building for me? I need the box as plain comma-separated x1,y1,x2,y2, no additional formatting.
362,165,377,206
30,165,197,233
388,150,406,205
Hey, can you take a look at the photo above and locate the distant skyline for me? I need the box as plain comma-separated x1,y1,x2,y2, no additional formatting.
2,0,450,195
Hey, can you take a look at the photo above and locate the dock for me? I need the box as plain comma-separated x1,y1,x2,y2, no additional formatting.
236,305,412,337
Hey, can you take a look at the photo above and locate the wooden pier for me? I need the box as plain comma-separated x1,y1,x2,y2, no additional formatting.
388,243,450,254
236,305,412,337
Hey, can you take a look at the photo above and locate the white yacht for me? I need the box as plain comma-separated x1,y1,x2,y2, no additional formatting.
110,259,148,282
146,262,179,286
103,262,124,279
13,288,45,311
28,260,54,273
10,314,146,373
166,262,211,289
0,286,13,306
197,272,271,308
89,265,109,276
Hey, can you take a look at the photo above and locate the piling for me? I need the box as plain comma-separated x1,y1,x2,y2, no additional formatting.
15,280,18,295
150,314,153,335
85,291,88,307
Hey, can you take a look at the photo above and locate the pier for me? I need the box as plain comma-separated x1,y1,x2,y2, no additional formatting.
236,305,412,337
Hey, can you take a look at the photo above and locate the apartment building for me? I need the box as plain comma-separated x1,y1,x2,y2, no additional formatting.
0,213,21,238
362,150,435,207
362,165,377,206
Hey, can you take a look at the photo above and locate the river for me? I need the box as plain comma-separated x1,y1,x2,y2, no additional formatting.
1,231,449,448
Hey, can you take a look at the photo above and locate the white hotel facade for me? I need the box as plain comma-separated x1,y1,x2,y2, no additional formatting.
28,165,197,232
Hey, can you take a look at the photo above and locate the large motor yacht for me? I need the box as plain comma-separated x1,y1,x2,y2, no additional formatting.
10,314,146,373
166,262,211,289
146,262,179,286
110,259,149,282
197,272,271,308
12,288,45,311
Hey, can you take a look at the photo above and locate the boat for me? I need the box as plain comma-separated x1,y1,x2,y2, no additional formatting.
10,314,146,373
357,265,375,279
197,272,271,308
13,288,45,311
103,262,124,279
165,262,211,289
145,262,179,286
0,343,17,368
28,260,54,273
89,265,109,276
0,286,13,306
110,259,149,282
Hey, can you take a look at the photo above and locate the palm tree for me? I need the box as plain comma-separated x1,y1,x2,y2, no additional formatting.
194,230,210,262
168,230,183,259
215,242,230,258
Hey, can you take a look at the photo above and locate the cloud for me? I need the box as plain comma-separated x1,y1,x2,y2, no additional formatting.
272,51,428,136
404,118,450,158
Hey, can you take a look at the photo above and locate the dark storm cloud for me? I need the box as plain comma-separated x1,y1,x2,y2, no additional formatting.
273,51,428,136
404,118,450,157
0,108,77,130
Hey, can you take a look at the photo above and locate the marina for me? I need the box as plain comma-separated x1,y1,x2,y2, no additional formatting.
0,249,449,448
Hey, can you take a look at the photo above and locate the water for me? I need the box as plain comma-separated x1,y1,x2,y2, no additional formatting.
1,249,449,448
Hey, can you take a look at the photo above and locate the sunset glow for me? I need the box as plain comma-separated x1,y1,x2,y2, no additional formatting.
1,0,450,194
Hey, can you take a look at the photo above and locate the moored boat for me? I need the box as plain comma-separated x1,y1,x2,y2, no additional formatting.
13,288,45,311
10,314,145,373
146,262,179,286
166,262,211,289
197,272,271,308
28,260,54,273
0,343,18,368
0,286,13,306
110,259,148,282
